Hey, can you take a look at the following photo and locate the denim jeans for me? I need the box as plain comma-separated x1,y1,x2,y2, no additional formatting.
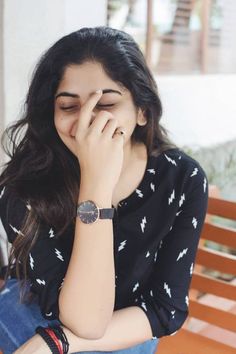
0,278,159,354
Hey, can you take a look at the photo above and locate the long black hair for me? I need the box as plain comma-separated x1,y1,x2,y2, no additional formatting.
0,26,177,301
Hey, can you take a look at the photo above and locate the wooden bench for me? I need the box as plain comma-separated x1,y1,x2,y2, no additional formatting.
156,194,236,354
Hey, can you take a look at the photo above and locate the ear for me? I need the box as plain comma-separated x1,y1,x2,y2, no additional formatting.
137,108,147,126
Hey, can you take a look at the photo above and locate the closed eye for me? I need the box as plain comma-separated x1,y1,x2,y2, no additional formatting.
97,104,115,108
60,104,115,111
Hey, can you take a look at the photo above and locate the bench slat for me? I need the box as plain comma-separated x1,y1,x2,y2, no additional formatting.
207,198,236,220
157,328,236,354
195,247,236,275
191,272,236,300
201,222,236,248
189,299,236,332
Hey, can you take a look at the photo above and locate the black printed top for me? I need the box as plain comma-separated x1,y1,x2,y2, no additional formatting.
0,147,209,339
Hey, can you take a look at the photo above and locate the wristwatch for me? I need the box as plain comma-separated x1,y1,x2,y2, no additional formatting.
76,200,115,224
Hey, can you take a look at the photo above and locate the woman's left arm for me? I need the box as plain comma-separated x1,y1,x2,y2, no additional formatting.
14,304,158,353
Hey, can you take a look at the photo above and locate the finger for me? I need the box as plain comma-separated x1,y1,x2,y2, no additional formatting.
77,90,103,133
100,117,118,136
112,127,126,142
89,110,115,132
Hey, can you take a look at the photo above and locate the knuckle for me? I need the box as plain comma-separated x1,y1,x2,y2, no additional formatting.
75,132,83,141
107,117,117,124
86,133,94,142
99,110,114,118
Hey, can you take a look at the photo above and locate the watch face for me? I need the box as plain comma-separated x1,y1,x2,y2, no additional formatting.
77,200,99,224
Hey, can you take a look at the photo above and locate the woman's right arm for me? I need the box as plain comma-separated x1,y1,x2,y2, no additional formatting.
58,89,125,338
0,184,115,340
58,179,116,339
0,89,125,340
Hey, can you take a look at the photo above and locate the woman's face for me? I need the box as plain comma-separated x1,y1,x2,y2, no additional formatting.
54,61,146,157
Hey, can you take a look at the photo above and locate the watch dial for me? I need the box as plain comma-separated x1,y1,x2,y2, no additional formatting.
78,200,99,224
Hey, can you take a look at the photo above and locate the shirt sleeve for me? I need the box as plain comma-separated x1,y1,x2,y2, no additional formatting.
132,163,209,339
0,185,69,322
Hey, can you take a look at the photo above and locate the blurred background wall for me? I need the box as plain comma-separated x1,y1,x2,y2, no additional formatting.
0,0,107,164
0,0,236,199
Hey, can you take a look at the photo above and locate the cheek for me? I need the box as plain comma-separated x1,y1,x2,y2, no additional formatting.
117,107,137,131
54,114,72,136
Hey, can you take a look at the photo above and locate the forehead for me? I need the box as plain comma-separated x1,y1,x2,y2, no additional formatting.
57,61,127,93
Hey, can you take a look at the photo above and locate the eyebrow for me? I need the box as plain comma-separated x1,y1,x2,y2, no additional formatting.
55,89,122,100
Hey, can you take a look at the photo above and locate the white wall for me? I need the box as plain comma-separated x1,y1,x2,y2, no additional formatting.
156,74,236,150
2,0,107,159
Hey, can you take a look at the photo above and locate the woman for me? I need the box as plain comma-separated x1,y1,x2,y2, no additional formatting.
0,26,208,353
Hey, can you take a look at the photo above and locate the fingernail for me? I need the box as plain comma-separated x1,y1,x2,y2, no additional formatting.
95,89,102,94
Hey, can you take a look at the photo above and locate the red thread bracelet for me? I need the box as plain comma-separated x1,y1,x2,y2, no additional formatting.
45,327,63,354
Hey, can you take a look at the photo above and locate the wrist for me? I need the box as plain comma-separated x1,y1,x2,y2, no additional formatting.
78,185,112,207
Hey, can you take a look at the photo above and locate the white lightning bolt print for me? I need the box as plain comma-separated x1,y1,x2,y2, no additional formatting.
176,248,188,261
203,177,207,193
0,287,10,295
55,248,64,261
164,282,172,298
49,228,55,238
159,240,163,249
141,301,147,311
168,189,175,205
146,251,150,258
0,186,5,199
154,250,158,262
59,278,65,291
190,167,198,177
36,279,46,285
132,282,139,292
150,289,154,297
140,216,147,233
147,168,156,175
150,182,155,192
165,154,177,166
9,224,24,237
179,193,185,207
176,210,182,216
29,253,34,270
136,189,143,198
169,225,173,231
45,312,53,317
26,201,31,210
118,240,127,252
171,310,176,319
190,263,194,275
170,331,178,336
192,217,198,229
185,295,189,306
